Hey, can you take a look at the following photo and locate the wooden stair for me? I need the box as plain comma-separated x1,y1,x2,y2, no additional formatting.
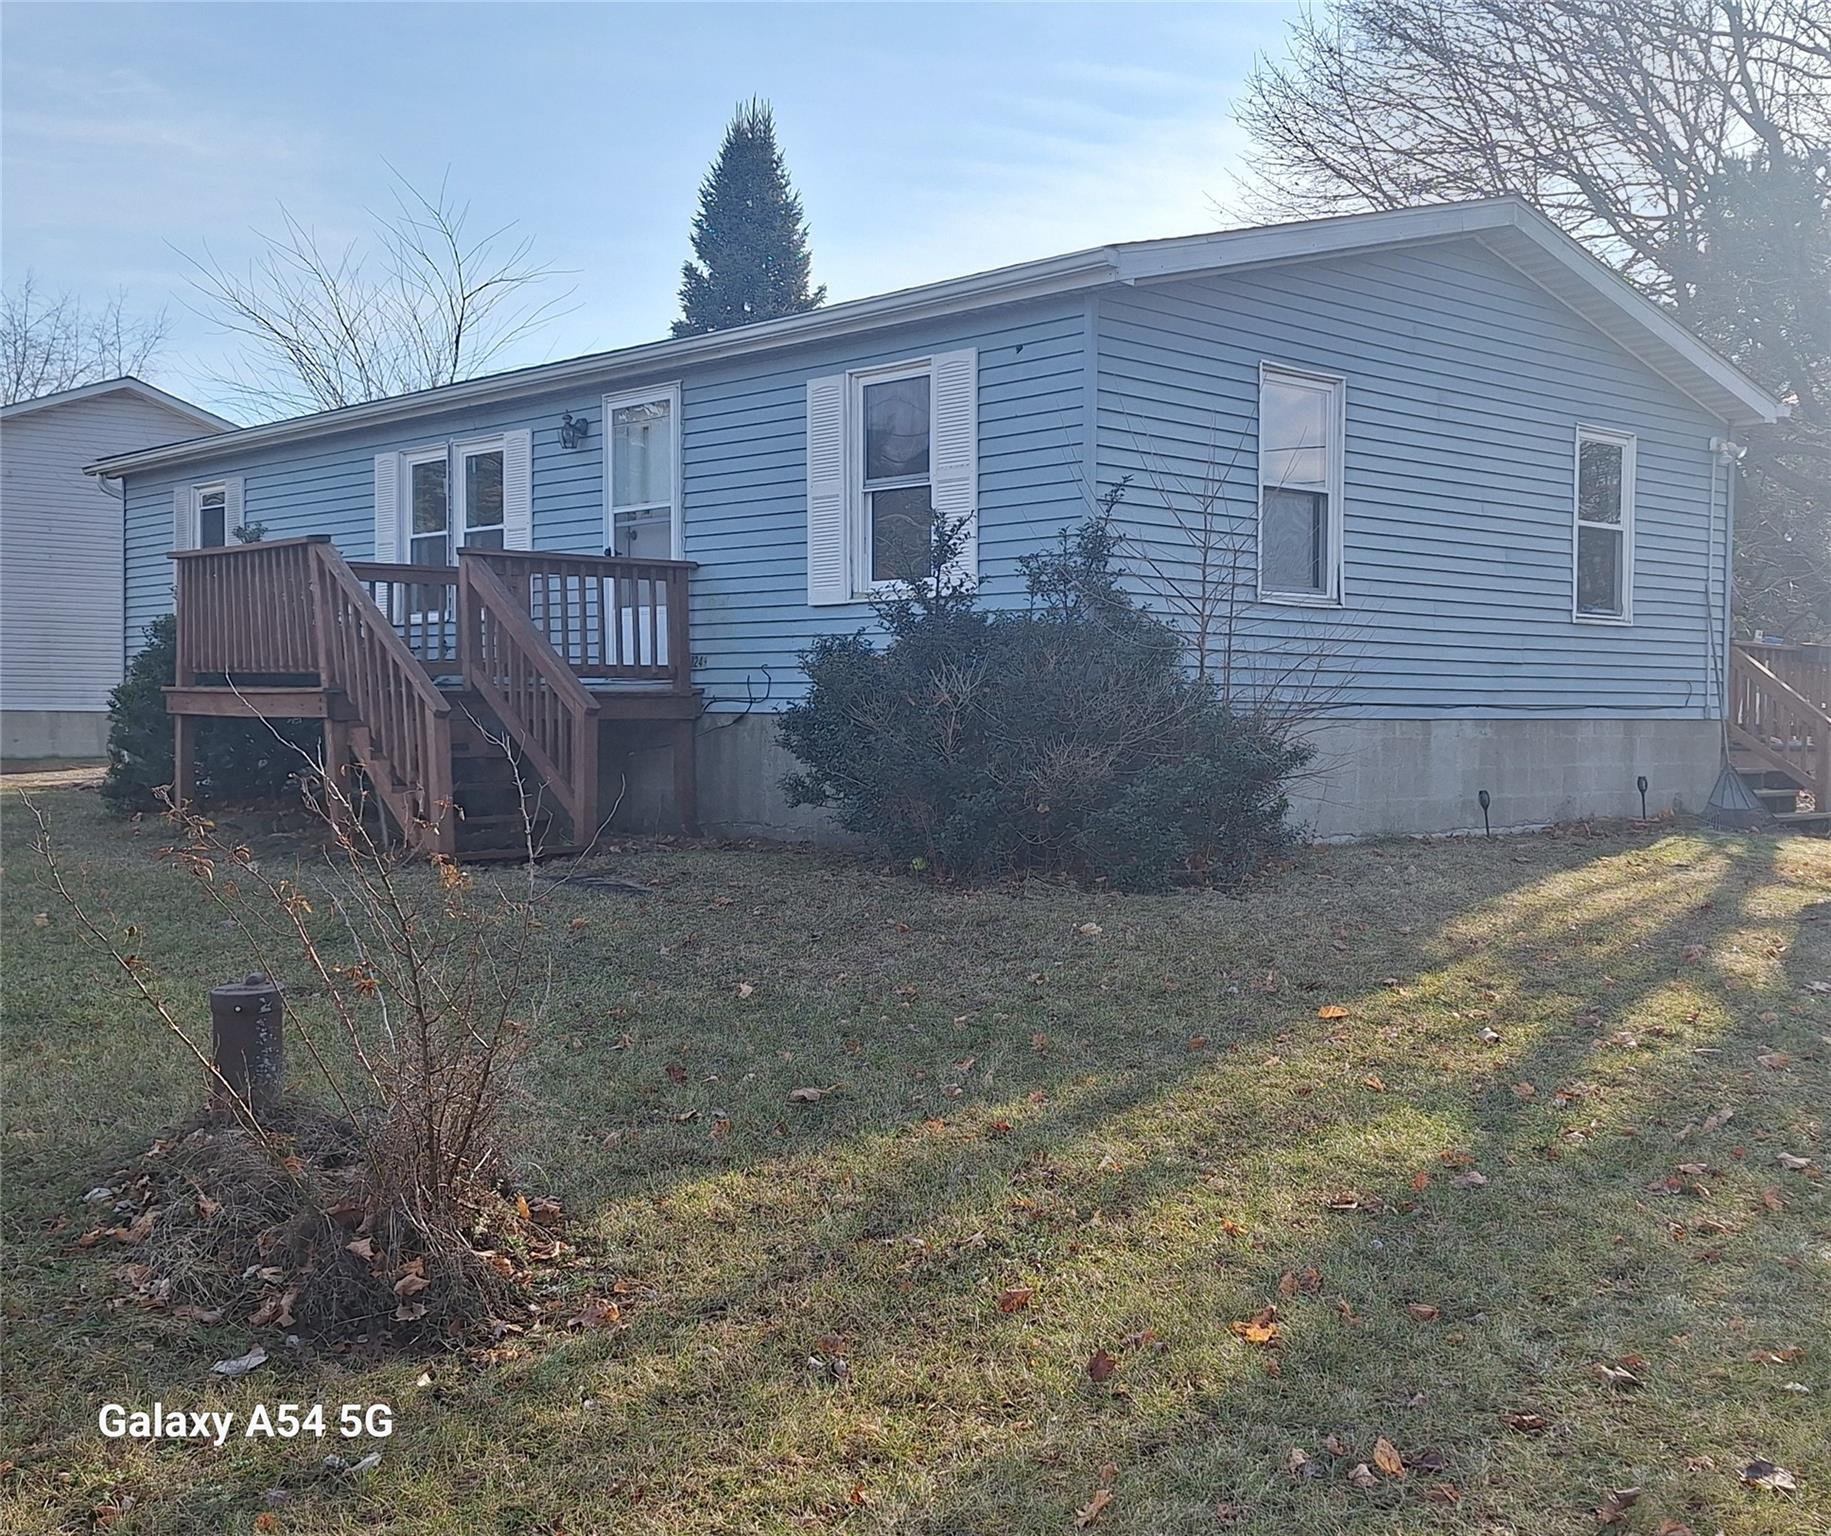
166,538,701,863
443,690,579,861
1727,641,1831,833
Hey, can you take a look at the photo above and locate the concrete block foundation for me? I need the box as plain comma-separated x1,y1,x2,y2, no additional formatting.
1,709,109,760
1289,717,1723,839
602,712,1726,845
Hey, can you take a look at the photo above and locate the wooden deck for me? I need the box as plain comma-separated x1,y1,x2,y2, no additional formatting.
1728,639,1830,823
167,538,700,858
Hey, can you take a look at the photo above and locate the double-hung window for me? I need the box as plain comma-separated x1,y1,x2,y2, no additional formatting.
1573,426,1634,622
804,349,977,606
605,384,680,560
854,364,933,586
1258,364,1345,604
406,440,505,567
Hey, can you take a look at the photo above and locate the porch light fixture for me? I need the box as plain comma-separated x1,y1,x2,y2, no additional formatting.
559,411,590,450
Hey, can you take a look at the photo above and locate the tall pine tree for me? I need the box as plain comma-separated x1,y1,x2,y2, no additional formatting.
672,99,825,338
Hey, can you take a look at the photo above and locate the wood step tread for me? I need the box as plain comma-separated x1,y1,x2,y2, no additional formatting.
455,844,583,864
458,812,558,831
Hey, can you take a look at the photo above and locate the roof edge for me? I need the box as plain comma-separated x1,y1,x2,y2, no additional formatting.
3,376,234,432
86,247,1119,478
84,196,1784,477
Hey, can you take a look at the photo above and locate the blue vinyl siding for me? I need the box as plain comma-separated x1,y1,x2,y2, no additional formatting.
1093,238,1728,717
120,235,1734,723
123,298,1089,708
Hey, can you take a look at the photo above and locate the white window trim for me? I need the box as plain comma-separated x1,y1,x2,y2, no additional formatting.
849,356,933,597
453,434,510,553
1571,424,1636,625
400,435,509,565
1255,362,1347,607
191,480,229,548
602,382,683,560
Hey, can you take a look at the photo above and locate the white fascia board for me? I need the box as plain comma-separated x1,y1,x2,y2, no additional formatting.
1111,197,1526,283
1489,215,1781,427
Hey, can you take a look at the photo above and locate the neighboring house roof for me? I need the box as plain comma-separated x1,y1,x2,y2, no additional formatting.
3,376,234,433
84,198,1782,482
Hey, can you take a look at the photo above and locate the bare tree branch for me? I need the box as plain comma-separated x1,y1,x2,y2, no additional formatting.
180,167,573,421
1,272,170,405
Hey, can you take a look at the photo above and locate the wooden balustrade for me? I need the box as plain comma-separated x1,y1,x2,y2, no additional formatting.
173,537,323,682
350,561,462,668
1738,641,1830,713
459,555,600,839
1729,641,1830,794
310,545,455,850
462,547,693,688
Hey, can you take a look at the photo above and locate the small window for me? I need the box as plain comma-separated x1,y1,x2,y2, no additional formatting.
1258,366,1343,602
606,386,679,561
855,365,932,586
195,484,227,548
1573,427,1634,621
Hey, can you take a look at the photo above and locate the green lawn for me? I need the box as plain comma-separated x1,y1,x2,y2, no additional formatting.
2,783,1826,1535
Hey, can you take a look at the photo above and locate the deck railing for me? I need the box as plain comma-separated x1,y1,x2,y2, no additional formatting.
350,561,462,668
460,556,600,839
173,537,323,681
311,543,455,850
463,548,694,689
170,540,694,850
1729,640,1830,794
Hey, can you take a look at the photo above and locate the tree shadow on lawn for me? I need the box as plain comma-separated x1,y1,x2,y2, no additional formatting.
6,822,1825,1535
299,832,1828,1535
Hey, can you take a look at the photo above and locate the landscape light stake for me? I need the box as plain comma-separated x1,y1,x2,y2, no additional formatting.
1478,788,1492,838
1637,775,1649,821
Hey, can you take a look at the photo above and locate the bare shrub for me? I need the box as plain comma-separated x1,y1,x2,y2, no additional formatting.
27,745,567,1344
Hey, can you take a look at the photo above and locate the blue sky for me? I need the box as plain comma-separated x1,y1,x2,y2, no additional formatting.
1,2,1299,416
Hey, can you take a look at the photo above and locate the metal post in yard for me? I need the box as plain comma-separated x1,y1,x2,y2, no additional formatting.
208,973,284,1122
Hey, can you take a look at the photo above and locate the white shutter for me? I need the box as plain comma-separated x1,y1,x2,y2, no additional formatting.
373,453,400,562
172,485,193,551
806,373,849,605
223,476,245,539
502,429,533,549
930,348,979,587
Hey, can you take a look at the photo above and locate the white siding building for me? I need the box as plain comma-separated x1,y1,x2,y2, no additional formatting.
1,378,231,757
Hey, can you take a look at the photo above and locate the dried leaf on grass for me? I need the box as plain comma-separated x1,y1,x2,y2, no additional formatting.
1230,1305,1280,1346
1594,1487,1641,1525
1073,1486,1114,1527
